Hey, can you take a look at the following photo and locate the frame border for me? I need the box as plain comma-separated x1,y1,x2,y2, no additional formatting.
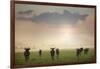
11,1,96,68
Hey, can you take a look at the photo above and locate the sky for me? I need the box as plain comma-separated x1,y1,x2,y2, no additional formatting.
15,4,95,52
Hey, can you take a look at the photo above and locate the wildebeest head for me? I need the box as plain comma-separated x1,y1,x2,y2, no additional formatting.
24,48,30,51
50,48,55,51
80,48,83,52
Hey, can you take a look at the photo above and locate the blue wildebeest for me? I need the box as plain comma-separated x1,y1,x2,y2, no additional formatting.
50,48,55,60
39,49,42,58
56,48,60,59
24,48,30,62
84,48,89,55
76,48,83,60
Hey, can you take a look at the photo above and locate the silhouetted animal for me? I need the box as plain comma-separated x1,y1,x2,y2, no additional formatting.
39,49,42,57
76,48,83,60
80,48,83,52
50,48,55,60
24,48,30,62
76,49,80,58
84,48,89,54
56,48,60,59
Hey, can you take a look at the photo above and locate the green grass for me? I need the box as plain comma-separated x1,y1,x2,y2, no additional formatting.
15,49,95,65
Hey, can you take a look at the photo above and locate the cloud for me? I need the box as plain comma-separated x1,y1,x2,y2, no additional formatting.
16,10,88,25
16,10,34,20
18,10,33,15
76,12,95,35
32,10,88,25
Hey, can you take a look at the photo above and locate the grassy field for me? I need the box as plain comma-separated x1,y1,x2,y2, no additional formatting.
15,49,95,65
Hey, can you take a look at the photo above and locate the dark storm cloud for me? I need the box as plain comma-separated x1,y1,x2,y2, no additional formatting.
16,10,88,25
16,10,34,20
32,10,88,25
18,10,33,15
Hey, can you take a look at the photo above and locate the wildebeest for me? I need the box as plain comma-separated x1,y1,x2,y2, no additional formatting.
24,48,30,62
56,48,60,59
76,48,90,60
76,48,83,60
84,48,89,54
39,49,42,58
50,48,55,60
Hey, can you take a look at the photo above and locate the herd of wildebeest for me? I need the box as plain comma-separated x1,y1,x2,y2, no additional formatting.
24,48,89,62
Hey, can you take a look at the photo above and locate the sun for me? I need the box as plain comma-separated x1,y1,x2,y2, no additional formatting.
54,27,75,44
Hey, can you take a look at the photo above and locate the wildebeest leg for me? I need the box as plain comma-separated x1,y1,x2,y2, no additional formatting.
40,54,42,59
76,51,80,61
25,56,30,62
52,56,54,60
57,54,59,59
77,55,79,61
25,56,27,62
28,56,29,61
51,53,55,61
